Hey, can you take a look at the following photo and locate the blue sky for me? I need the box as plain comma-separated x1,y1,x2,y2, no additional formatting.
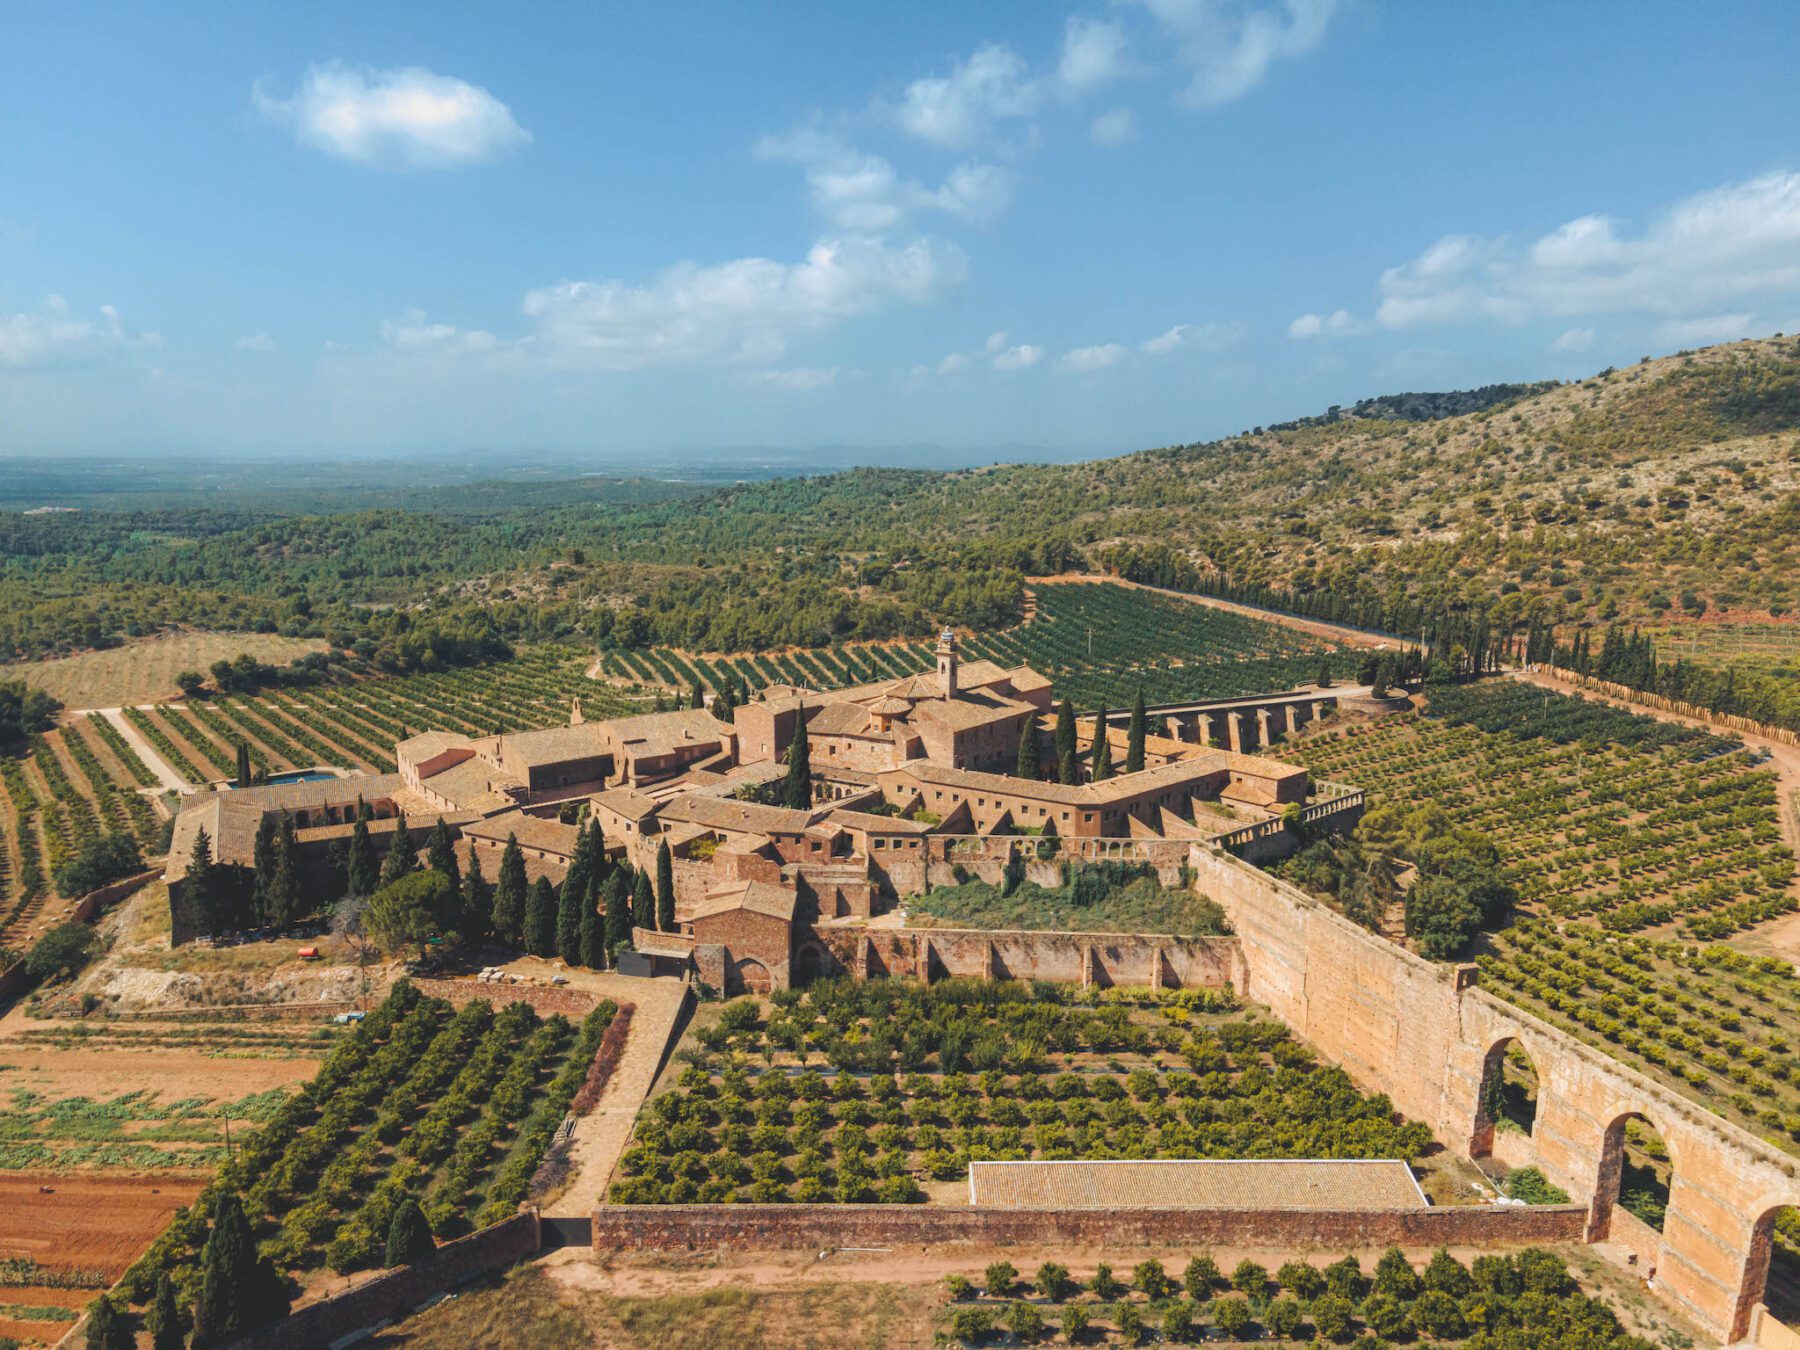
2,1,1797,463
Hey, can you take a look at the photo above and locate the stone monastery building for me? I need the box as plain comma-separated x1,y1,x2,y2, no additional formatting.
168,631,1356,991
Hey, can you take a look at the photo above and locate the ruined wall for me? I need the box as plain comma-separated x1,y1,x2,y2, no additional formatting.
812,923,1243,991
1192,842,1800,1342
591,1202,1585,1253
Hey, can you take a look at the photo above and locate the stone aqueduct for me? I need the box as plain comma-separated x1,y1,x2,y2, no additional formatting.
1190,844,1800,1344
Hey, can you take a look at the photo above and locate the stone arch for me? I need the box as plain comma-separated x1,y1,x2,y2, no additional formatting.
1732,1203,1800,1341
1471,1034,1544,1156
727,957,772,996
1590,1109,1677,1245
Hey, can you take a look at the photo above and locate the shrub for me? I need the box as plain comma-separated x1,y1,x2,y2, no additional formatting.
1213,1297,1251,1338
1133,1258,1171,1300
1160,1300,1193,1343
1059,1303,1090,1339
984,1260,1018,1298
948,1305,993,1344
1091,1261,1122,1299
1184,1254,1222,1298
1035,1261,1074,1302
1311,1293,1356,1343
945,1274,972,1301
1115,1303,1145,1345
1231,1259,1268,1297
1277,1261,1324,1299
1265,1296,1303,1338
1003,1300,1044,1341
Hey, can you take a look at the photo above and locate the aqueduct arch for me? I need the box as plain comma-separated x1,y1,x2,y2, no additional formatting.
1734,1203,1800,1341
1470,1034,1545,1159
1590,1111,1677,1249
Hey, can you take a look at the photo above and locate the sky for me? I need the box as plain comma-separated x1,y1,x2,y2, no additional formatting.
2,1,1798,464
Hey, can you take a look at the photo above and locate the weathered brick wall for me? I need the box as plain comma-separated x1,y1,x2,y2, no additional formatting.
812,924,1243,991
223,1211,540,1350
1191,841,1800,1343
590,1203,1586,1253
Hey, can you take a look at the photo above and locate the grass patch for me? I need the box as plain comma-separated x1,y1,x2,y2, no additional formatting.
909,872,1231,937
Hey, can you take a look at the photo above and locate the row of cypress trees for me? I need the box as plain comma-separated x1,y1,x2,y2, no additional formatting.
1014,689,1151,787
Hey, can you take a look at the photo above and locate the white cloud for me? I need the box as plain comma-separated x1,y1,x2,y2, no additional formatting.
254,63,529,170
1056,342,1127,373
746,366,839,391
1377,172,1800,329
1131,0,1337,107
1058,18,1130,95
234,330,276,353
936,352,970,375
1654,312,1756,347
521,235,966,369
0,295,159,369
1287,308,1359,339
891,44,1040,150
991,342,1043,371
380,309,500,353
1089,107,1138,146
1142,320,1244,353
757,127,1014,230
984,331,1010,354
1551,326,1596,353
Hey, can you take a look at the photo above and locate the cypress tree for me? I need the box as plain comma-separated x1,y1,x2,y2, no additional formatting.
1054,699,1078,785
346,816,378,899
737,674,752,707
185,826,218,931
1126,687,1147,775
266,814,302,929
562,820,599,914
460,847,491,936
250,815,276,924
234,740,251,790
631,871,653,944
602,869,633,958
1091,721,1113,782
84,1295,132,1350
578,876,602,968
1014,716,1039,780
194,1190,287,1345
491,835,527,944
655,838,676,932
691,681,706,711
147,1272,189,1350
782,707,812,809
356,794,373,822
425,816,460,889
556,872,584,962
379,814,414,890
384,1198,436,1267
526,876,558,956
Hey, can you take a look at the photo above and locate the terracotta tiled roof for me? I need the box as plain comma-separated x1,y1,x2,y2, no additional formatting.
690,879,799,923
498,723,613,768
459,809,580,856
967,1159,1427,1210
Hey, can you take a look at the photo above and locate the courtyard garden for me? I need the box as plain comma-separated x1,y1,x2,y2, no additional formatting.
906,865,1233,937
609,979,1441,1206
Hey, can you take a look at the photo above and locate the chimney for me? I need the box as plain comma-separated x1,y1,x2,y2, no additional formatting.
936,627,959,699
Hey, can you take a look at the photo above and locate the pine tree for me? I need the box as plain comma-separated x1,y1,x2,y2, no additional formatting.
782,707,812,809
425,816,460,889
1090,721,1113,782
525,878,558,964
1126,687,1147,775
346,816,378,899
234,740,251,790
147,1272,189,1350
384,1198,436,1267
1014,717,1039,780
655,838,675,932
1054,699,1078,785
194,1191,287,1345
379,814,414,890
578,876,602,968
84,1295,131,1350
491,835,527,944
460,847,491,937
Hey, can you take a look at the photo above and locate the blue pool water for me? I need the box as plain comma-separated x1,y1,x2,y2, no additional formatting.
226,768,339,788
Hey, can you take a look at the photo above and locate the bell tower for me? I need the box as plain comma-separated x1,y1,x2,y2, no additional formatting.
936,627,959,699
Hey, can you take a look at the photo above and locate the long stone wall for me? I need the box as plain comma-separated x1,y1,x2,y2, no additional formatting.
810,923,1244,991
1544,665,1800,748
222,1210,541,1350
591,1202,1586,1253
1191,842,1800,1343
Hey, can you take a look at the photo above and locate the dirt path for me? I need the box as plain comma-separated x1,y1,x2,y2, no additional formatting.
545,976,690,1217
92,709,192,794
1028,573,1401,651
1510,666,1800,963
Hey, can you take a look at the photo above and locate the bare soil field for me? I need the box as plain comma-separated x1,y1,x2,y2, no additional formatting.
0,1174,202,1274
1,630,328,710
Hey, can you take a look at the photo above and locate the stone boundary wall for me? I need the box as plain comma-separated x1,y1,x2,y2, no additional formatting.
590,1202,1586,1253
221,1210,541,1350
1189,841,1800,1342
1542,665,1800,747
812,924,1243,991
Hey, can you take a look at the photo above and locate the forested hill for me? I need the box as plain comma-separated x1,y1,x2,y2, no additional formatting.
1,334,1797,664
